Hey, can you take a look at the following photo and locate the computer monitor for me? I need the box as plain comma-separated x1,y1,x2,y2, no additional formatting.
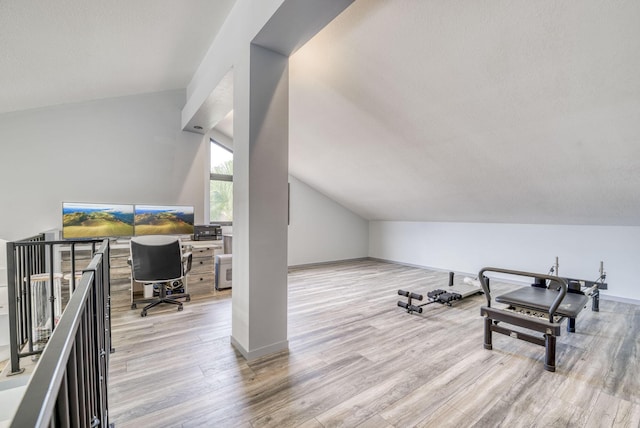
62,202,134,239
134,205,195,236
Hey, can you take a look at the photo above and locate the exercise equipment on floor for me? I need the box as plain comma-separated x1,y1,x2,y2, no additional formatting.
479,261,607,372
542,258,606,325
397,271,484,314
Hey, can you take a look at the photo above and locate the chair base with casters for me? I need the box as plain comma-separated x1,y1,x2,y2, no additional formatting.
132,281,191,317
129,235,193,317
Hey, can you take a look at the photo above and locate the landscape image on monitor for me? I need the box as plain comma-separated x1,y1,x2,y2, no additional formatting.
134,205,195,236
63,202,135,239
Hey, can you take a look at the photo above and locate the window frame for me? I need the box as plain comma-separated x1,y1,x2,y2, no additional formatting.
210,139,233,225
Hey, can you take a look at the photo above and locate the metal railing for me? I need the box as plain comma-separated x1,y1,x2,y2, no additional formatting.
6,237,107,374
9,239,112,427
6,233,46,372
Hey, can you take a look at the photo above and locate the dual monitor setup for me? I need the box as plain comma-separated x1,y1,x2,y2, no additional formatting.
62,202,195,239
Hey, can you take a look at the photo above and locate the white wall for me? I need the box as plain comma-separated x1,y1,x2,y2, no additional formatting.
288,175,368,266
370,221,640,302
0,90,206,241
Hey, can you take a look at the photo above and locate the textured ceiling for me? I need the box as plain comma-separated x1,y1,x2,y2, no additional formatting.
3,0,639,226
289,0,640,225
0,0,236,114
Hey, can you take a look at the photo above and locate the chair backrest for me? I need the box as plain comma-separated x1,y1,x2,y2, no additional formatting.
130,235,183,282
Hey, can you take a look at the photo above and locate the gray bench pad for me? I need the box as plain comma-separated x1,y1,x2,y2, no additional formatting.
495,287,589,318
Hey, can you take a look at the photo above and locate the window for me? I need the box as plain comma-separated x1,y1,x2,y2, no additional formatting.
210,140,233,223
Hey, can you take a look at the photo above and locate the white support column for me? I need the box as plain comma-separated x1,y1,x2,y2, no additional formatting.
183,0,355,361
231,44,290,359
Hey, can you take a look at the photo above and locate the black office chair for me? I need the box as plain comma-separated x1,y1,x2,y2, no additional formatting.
130,235,192,317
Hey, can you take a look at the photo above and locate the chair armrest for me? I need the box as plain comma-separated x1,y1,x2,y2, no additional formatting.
182,251,193,275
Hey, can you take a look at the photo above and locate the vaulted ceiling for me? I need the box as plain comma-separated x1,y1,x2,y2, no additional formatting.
288,0,640,225
0,0,235,114
2,1,639,226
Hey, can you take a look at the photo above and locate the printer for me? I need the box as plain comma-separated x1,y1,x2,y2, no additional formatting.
193,224,222,241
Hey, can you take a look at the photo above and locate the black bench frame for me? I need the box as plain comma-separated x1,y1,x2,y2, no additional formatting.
479,267,602,372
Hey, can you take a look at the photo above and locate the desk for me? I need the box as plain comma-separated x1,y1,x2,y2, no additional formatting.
184,241,224,293
59,243,130,283
129,240,223,307
59,239,224,308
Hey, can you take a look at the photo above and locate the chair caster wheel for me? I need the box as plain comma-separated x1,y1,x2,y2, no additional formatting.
141,311,147,317
186,297,191,302
131,303,137,309
178,306,183,312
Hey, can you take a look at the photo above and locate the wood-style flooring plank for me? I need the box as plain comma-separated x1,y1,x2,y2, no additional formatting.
107,259,640,427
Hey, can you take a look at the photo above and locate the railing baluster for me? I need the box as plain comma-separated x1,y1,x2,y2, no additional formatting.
55,372,70,427
71,243,76,293
7,241,23,374
68,342,80,427
78,313,88,428
8,239,111,428
48,245,56,335
25,252,34,355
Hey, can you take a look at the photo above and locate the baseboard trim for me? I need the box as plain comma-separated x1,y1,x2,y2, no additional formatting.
367,257,481,279
599,294,640,306
230,336,289,361
369,257,640,306
288,257,369,271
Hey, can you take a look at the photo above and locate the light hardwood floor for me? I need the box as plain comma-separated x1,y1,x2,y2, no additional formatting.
108,259,640,427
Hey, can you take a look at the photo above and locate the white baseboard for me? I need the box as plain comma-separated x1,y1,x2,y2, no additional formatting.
599,293,640,306
288,257,369,270
230,336,289,361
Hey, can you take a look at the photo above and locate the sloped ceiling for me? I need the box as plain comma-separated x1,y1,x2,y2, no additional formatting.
0,0,236,114
288,0,640,225
2,1,639,226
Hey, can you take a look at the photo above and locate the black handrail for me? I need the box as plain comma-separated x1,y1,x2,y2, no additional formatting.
478,266,568,322
9,240,111,427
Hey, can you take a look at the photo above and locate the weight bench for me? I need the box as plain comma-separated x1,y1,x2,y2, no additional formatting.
479,267,603,372
397,272,483,314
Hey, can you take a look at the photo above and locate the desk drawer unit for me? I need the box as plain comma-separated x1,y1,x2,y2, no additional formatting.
188,245,216,294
